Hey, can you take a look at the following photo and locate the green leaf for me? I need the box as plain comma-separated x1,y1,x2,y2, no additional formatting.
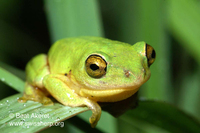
167,0,200,64
167,0,200,120
0,93,89,132
120,100,200,133
44,0,104,42
0,67,24,93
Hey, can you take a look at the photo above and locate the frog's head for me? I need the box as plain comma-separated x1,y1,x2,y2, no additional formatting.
73,39,156,102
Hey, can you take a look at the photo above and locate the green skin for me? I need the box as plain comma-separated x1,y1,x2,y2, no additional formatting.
18,36,154,127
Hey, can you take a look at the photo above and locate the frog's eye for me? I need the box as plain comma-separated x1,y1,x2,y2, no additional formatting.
146,44,156,67
85,54,107,78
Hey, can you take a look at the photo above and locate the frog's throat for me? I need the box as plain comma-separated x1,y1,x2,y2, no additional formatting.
79,87,139,102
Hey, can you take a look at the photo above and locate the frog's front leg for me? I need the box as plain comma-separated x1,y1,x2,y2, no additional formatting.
43,74,101,128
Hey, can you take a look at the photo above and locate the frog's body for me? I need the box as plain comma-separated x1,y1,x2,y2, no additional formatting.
18,36,155,127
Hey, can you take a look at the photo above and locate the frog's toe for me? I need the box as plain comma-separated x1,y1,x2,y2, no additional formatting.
18,97,28,103
18,95,36,103
41,97,54,106
89,111,101,128
89,116,98,128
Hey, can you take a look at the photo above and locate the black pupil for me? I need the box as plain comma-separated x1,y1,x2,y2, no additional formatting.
151,50,156,58
90,64,99,71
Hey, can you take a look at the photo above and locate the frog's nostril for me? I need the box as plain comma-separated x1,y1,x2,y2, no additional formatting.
124,70,130,78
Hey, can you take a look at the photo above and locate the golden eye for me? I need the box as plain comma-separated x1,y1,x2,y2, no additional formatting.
85,55,107,78
146,44,156,67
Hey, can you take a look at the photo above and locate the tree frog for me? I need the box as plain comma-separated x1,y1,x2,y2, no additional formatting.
18,36,156,127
